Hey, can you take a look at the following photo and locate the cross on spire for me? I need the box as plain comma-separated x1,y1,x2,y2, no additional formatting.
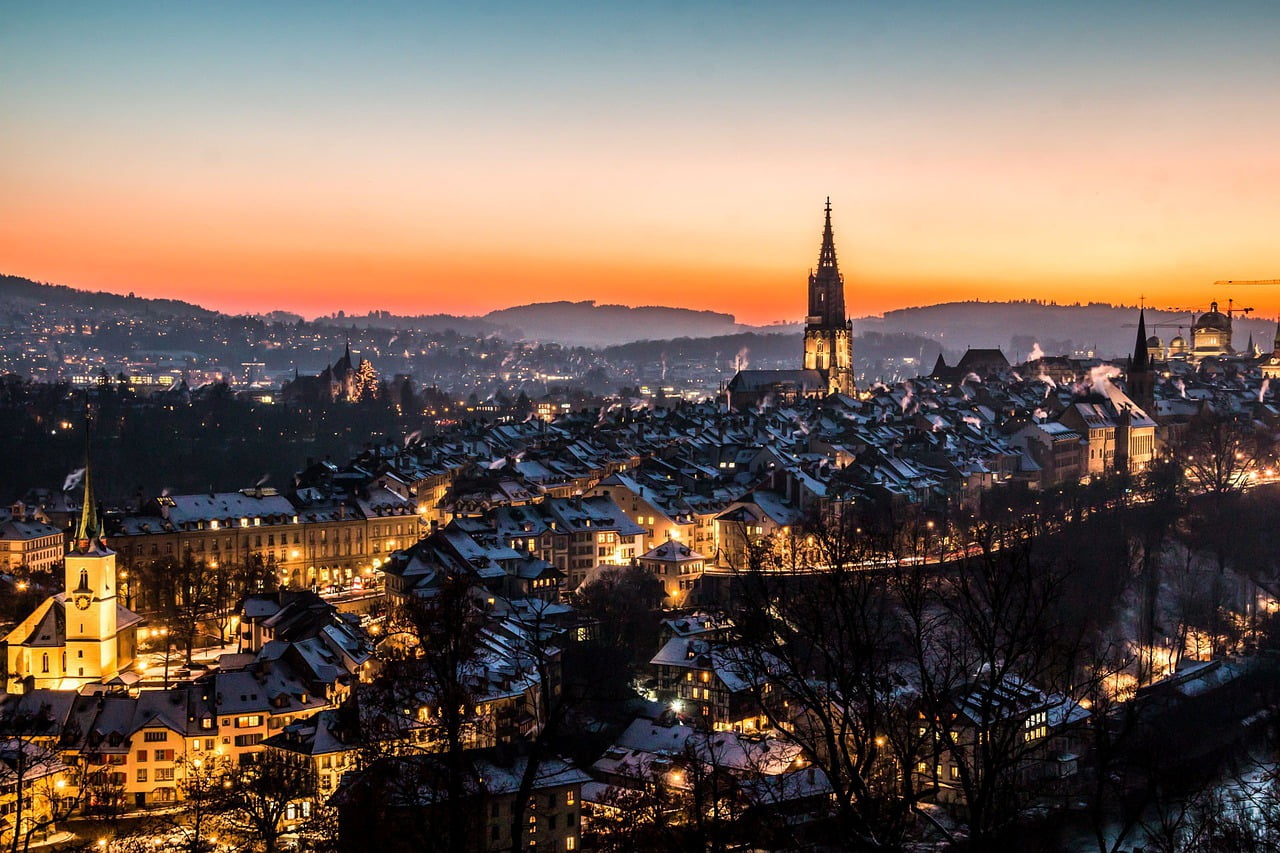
817,196,838,272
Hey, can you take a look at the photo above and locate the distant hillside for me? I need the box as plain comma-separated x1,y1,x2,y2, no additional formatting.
0,274,216,319
860,300,1278,362
7,274,1274,359
484,301,751,347
314,309,503,337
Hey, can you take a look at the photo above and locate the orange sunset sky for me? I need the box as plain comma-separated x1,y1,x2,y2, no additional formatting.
3,2,1279,326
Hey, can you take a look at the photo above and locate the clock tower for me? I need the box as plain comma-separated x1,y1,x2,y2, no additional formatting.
63,462,121,682
5,457,141,692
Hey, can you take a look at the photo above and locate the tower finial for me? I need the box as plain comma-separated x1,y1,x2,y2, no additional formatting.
1131,306,1150,373
73,415,103,551
817,198,837,272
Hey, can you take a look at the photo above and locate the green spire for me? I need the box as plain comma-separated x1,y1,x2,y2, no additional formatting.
73,457,103,549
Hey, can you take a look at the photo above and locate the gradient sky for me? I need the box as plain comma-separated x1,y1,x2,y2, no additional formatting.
3,1,1279,325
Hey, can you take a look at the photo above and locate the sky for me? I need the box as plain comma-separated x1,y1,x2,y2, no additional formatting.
3,1,1279,325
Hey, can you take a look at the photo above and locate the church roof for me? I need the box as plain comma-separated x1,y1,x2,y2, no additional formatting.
955,348,1011,372
3,598,62,648
727,369,826,393
3,594,143,649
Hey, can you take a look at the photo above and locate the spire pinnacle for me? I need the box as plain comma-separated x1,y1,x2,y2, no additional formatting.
73,453,103,551
817,197,837,272
1131,307,1150,373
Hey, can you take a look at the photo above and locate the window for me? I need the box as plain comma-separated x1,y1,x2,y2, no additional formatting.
136,750,147,762
234,734,264,748
950,766,960,780
144,731,167,742
565,790,575,806
41,653,48,674
154,750,175,762
566,838,576,851
136,769,147,783
156,767,175,782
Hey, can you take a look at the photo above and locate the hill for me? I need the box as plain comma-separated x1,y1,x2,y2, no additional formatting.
859,300,1277,362
0,274,217,319
484,301,752,347
6,274,1274,360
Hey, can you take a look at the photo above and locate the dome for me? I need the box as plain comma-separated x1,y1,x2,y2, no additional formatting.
1146,335,1162,348
1169,334,1187,354
1193,302,1231,332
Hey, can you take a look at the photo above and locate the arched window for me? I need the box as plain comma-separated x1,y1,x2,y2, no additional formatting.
79,568,89,589
41,653,49,673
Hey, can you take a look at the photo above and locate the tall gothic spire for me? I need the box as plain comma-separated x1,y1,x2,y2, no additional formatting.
808,198,846,326
1131,307,1150,373
817,197,838,273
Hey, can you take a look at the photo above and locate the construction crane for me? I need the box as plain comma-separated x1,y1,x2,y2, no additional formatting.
1120,306,1198,330
1214,279,1280,286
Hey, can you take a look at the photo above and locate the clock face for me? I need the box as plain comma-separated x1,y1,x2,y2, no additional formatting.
74,595,91,611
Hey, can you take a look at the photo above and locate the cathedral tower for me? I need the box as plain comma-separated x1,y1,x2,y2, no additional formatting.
802,199,855,396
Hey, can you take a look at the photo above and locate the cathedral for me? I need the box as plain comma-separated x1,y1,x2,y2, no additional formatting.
727,200,854,409
5,463,143,693
802,199,856,396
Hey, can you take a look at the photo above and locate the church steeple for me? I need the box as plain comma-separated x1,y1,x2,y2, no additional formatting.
1131,307,1150,373
1128,306,1154,417
73,456,103,552
808,197,846,327
817,197,838,275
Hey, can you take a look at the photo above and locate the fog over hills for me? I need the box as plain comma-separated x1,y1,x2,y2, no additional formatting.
5,275,1274,359
858,300,1279,362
